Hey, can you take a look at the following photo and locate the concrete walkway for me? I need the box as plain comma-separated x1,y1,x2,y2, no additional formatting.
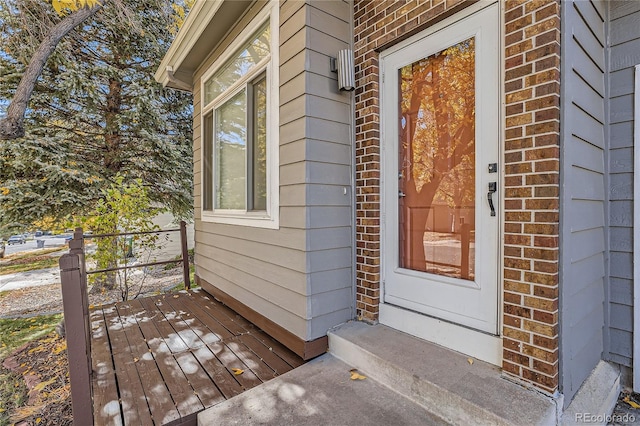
199,353,449,425
199,321,558,425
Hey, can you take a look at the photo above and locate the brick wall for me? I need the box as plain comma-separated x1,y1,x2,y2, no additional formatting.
353,0,561,394
501,0,560,393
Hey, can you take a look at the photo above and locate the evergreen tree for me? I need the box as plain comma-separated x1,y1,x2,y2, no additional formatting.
0,0,193,225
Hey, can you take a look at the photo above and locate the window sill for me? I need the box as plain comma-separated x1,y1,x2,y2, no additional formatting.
201,211,279,229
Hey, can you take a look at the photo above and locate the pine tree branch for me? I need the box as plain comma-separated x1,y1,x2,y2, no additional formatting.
0,3,103,140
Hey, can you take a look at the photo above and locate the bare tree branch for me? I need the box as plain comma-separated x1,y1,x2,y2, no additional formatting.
0,4,103,140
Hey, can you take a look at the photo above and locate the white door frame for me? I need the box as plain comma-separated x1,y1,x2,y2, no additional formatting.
378,1,503,366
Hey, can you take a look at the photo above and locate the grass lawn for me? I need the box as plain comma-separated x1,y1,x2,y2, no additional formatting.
0,248,64,276
0,314,63,426
0,315,62,360
0,368,26,426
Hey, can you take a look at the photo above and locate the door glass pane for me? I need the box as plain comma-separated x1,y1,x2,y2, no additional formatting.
398,37,476,280
252,76,267,211
215,90,246,210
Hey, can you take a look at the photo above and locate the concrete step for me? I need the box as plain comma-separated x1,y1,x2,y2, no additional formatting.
197,353,449,425
328,321,558,426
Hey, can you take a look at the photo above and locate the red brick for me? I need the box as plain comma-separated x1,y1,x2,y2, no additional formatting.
533,334,558,349
504,349,530,366
506,64,533,82
504,281,532,299
522,368,558,390
533,359,557,376
506,14,533,35
524,296,558,311
525,271,558,285
533,285,558,299
503,361,522,376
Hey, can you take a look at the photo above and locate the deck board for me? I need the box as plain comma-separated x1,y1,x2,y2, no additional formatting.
117,300,204,419
90,309,123,426
102,305,155,425
91,288,303,425
113,303,182,424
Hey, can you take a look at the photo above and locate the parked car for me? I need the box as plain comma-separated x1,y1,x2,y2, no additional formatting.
7,235,26,245
0,240,5,258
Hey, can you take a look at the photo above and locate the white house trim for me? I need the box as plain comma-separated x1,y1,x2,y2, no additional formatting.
154,0,223,88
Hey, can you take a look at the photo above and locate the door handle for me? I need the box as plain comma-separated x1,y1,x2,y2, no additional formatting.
487,182,497,217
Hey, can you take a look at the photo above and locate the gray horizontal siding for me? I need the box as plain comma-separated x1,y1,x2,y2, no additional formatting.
287,0,353,338
192,0,353,343
560,0,606,405
607,0,640,368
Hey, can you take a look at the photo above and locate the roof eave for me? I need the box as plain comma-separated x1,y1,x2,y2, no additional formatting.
154,0,224,91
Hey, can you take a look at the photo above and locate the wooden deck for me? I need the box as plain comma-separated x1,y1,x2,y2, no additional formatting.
89,289,304,425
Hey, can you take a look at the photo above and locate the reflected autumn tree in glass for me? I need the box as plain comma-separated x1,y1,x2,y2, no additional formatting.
398,37,476,280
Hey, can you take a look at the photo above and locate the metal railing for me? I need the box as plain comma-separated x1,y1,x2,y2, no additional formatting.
84,222,191,290
59,221,191,424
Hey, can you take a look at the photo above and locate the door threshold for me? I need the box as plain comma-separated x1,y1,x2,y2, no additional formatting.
380,303,501,365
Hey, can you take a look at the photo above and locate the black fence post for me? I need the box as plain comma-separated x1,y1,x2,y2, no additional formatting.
180,221,191,290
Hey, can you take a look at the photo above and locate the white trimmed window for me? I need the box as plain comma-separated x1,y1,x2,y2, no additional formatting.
201,5,278,228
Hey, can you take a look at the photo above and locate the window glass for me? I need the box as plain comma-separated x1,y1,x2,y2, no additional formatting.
202,17,275,222
204,23,270,105
215,90,247,210
252,76,267,211
203,112,213,210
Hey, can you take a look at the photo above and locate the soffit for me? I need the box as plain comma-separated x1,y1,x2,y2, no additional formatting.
155,0,254,91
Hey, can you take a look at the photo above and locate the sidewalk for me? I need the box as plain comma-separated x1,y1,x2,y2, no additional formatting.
0,267,61,292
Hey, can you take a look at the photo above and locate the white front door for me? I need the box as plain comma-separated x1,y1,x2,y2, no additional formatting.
380,4,500,343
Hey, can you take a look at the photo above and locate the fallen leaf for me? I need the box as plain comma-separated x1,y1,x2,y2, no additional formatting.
173,295,179,298
467,358,474,365
33,378,56,392
231,368,244,375
349,369,366,380
623,395,640,409
133,357,139,363
36,418,42,424
53,342,67,354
